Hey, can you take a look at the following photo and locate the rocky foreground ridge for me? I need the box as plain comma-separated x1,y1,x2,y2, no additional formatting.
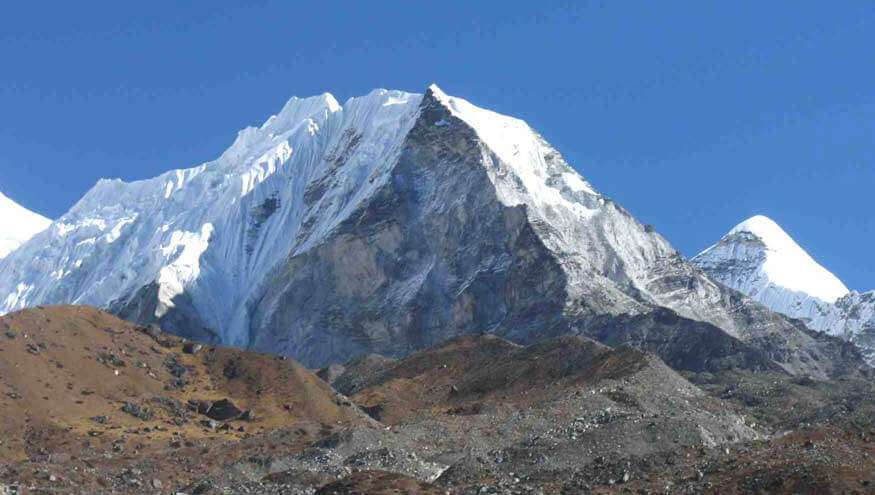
0,306,874,493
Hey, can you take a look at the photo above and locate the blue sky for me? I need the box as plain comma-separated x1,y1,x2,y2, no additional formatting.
1,1,873,289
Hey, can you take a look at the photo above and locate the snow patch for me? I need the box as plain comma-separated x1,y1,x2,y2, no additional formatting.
105,215,138,243
240,142,293,197
3,283,34,309
156,223,214,318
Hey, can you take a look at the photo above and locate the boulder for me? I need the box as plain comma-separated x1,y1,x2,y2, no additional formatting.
194,398,244,421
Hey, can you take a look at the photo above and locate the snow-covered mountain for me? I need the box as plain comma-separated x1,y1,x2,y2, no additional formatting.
0,191,51,259
0,85,860,373
694,215,875,363
693,215,849,313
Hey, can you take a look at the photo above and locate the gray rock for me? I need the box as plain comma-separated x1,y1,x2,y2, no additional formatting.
121,402,154,421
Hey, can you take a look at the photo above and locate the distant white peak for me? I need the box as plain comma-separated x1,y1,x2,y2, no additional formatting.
728,215,849,303
0,191,52,259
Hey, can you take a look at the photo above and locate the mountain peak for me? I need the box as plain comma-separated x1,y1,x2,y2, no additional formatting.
426,82,445,96
695,215,875,363
0,88,855,377
729,215,797,249
697,215,848,304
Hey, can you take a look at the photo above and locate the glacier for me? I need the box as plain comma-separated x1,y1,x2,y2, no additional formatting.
0,85,861,373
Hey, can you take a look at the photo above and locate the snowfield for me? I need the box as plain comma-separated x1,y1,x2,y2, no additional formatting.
0,191,51,259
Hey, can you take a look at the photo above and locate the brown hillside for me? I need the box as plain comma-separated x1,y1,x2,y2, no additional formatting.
3,306,874,494
341,334,692,425
0,305,364,465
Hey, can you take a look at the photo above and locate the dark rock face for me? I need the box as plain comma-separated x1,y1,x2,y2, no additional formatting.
248,92,570,366
580,308,784,374
576,297,870,379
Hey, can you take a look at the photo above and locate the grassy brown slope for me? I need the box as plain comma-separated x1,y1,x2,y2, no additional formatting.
0,305,363,464
345,334,695,425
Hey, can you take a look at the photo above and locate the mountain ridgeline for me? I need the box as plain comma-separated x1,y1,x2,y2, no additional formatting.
0,85,866,375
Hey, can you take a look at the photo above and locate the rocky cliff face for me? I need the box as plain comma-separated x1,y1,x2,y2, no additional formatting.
0,86,864,374
694,215,875,364
831,292,875,363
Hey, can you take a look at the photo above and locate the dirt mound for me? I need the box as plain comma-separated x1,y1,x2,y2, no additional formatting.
0,305,364,465
292,334,754,490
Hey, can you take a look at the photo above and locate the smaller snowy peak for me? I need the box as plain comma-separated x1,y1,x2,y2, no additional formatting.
726,215,848,303
695,215,875,363
0,191,52,258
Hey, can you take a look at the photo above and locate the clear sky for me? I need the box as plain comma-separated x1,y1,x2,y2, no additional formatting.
1,1,873,290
